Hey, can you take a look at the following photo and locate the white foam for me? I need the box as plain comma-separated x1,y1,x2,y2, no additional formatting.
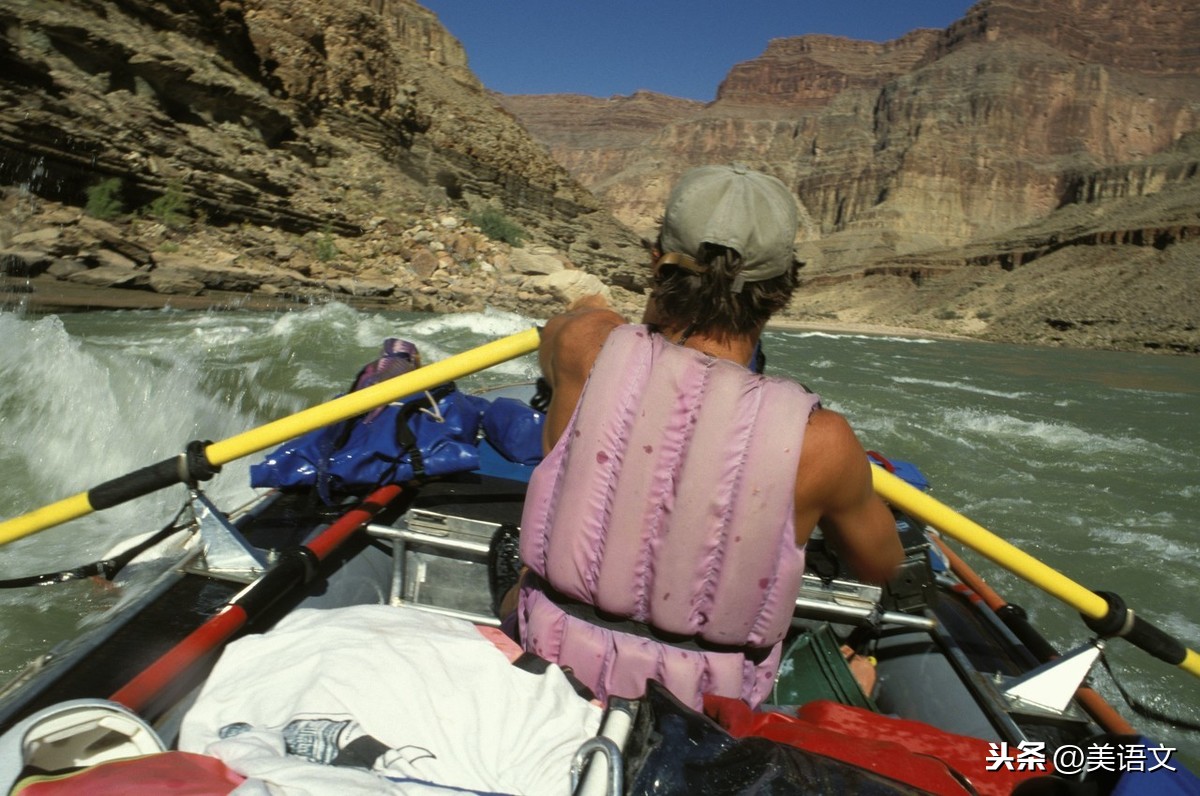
939,408,1165,459
889,375,1031,400
264,301,361,339
0,313,265,565
775,330,938,345
408,307,534,339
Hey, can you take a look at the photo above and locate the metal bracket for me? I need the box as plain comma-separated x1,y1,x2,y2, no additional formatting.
183,490,268,583
793,573,936,631
365,521,499,627
1000,638,1104,714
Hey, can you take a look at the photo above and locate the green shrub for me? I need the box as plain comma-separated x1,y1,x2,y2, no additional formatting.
144,181,191,228
84,177,124,220
316,225,339,262
469,206,525,247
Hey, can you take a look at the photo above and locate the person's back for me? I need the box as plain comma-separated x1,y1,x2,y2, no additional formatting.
517,164,903,709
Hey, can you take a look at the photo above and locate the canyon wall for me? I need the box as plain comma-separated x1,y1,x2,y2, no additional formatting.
498,0,1200,351
0,0,645,299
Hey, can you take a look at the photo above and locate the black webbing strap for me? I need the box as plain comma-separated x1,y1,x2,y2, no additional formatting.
513,652,596,701
0,507,189,588
525,573,774,664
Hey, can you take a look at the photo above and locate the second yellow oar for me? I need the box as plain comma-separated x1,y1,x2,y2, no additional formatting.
871,465,1200,681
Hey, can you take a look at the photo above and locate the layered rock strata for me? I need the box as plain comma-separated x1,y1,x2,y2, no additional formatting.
1,0,1197,353
500,0,1200,352
0,0,646,315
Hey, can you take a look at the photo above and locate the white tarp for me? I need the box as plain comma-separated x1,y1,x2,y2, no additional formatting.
180,605,601,795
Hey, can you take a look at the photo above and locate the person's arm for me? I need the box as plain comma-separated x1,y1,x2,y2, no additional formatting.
492,297,623,620
538,297,625,452
793,409,904,584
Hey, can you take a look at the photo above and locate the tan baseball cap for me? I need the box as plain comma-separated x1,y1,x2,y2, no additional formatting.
658,164,799,292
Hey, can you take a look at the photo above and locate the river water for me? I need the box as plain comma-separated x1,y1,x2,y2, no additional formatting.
1,303,1197,759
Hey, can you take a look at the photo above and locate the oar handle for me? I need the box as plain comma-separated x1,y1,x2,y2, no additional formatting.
872,465,1200,681
1084,590,1191,667
91,441,220,509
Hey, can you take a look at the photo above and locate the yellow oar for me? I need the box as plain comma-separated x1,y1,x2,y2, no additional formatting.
0,328,541,547
872,465,1200,681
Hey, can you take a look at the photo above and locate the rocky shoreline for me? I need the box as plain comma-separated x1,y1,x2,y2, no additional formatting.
1,269,968,341
0,189,647,323
3,189,1195,356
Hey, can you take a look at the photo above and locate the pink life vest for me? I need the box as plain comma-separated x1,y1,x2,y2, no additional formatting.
518,324,821,709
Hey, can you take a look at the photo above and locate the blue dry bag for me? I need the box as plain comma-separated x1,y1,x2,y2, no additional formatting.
249,339,490,502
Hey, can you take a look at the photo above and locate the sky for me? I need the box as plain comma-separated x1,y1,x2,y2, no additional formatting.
418,1,979,102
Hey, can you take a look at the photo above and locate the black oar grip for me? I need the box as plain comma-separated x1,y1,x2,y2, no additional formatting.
1125,615,1188,666
183,439,222,483
89,457,183,510
1083,590,1187,666
88,441,222,511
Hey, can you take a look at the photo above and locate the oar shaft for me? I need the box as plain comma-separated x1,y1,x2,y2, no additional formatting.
873,465,1200,681
111,484,403,715
931,537,1137,736
0,455,200,546
0,493,93,546
871,467,1109,619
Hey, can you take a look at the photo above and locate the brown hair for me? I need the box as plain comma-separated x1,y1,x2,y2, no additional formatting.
648,239,801,337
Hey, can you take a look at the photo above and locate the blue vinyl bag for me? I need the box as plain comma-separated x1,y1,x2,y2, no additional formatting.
249,338,491,501
481,397,544,466
866,450,930,491
250,388,490,501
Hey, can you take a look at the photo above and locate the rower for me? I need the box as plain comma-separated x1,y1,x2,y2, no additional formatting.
514,164,904,710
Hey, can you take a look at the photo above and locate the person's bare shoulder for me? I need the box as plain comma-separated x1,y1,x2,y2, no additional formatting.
539,302,626,450
794,408,867,508
541,304,625,385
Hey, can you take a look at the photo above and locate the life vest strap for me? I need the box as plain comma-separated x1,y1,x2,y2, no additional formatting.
526,573,774,664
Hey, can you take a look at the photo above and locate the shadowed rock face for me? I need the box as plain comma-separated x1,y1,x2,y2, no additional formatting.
0,0,645,303
499,0,1200,352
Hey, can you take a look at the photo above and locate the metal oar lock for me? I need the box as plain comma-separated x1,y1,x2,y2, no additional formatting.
183,489,267,584
998,638,1105,715
993,588,1178,719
